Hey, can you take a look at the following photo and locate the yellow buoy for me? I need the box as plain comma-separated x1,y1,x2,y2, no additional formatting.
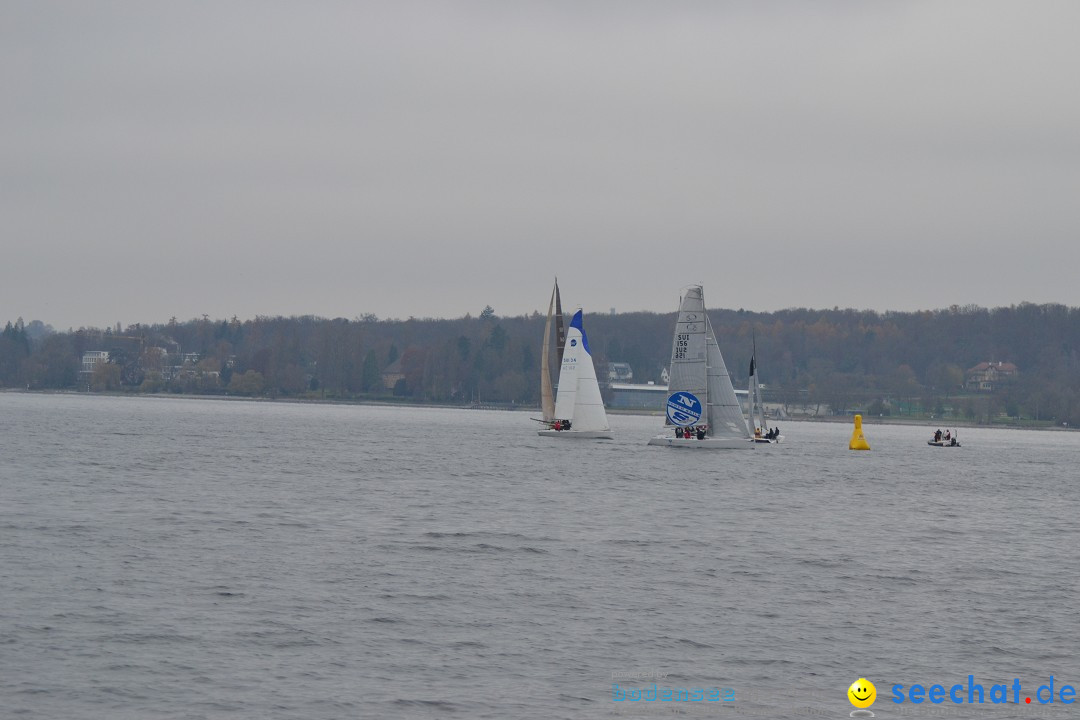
849,414,870,450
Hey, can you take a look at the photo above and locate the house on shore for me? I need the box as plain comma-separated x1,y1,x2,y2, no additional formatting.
965,361,1018,392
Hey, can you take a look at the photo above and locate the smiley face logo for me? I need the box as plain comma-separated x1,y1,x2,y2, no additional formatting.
847,678,876,708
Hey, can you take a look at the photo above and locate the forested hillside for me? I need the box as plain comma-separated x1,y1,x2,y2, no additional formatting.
3,302,1080,425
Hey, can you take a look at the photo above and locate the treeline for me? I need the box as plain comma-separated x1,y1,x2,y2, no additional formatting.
3,302,1080,424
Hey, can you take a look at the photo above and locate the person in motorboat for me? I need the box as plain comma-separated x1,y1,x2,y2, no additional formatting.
934,429,942,442
944,429,951,441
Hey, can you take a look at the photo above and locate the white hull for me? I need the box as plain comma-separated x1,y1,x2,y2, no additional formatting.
539,429,613,439
648,434,753,449
752,434,785,444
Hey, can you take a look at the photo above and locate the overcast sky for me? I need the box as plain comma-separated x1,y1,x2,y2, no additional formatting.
3,1,1078,329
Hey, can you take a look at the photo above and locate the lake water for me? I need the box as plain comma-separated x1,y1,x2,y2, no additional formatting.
2,393,1078,719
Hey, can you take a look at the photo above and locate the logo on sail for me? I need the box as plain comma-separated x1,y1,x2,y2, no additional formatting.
666,392,702,426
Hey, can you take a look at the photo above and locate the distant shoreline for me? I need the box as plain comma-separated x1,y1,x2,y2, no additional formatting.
4,388,1072,432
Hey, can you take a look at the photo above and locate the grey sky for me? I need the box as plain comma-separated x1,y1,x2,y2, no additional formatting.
3,1,1078,329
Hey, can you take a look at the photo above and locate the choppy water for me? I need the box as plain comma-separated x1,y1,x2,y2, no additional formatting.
1,392,1078,719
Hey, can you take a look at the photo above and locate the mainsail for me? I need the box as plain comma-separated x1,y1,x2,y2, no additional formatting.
747,336,769,435
665,287,709,426
540,281,558,422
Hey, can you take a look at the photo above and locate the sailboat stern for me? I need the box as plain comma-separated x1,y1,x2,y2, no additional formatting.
538,429,614,439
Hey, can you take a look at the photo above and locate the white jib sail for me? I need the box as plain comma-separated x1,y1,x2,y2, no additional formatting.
552,309,610,431
706,316,751,439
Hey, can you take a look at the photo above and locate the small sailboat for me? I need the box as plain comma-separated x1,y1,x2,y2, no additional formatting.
748,336,783,444
537,288,612,439
648,286,752,449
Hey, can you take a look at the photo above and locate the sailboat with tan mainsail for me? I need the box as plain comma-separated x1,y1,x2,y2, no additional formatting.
538,279,565,424
536,280,612,439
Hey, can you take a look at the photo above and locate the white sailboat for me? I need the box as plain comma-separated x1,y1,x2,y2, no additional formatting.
748,337,784,444
648,286,752,449
538,307,613,439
